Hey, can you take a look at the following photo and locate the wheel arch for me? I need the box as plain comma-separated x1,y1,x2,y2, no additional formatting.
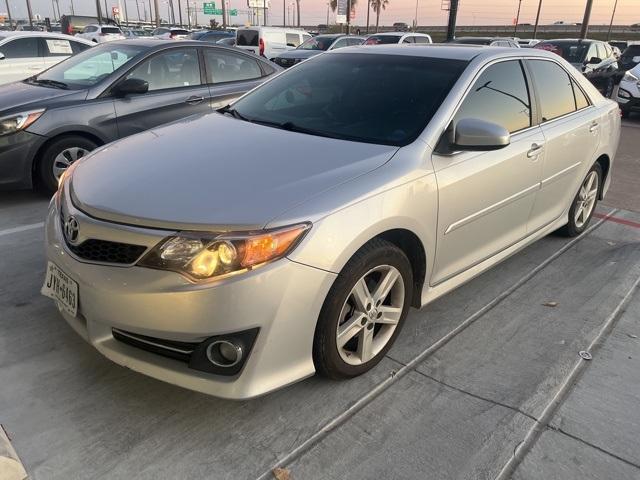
594,154,610,200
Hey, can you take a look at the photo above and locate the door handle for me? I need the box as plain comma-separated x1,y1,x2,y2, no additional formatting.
185,95,204,105
589,122,599,132
527,143,543,158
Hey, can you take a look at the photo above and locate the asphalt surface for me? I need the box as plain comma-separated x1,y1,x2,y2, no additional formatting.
0,122,639,480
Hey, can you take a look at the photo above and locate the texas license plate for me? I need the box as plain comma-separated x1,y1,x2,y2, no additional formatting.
41,261,78,317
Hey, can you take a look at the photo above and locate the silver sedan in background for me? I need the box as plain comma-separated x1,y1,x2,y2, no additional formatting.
43,46,620,399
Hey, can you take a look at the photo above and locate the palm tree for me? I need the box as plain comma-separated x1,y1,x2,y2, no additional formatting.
371,0,388,32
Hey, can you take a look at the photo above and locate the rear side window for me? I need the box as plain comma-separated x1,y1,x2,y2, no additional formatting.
365,35,401,45
414,36,430,44
101,27,121,34
0,37,40,58
454,60,531,133
286,33,300,47
204,49,262,83
237,29,259,47
43,38,73,56
528,60,576,121
71,41,91,54
572,80,590,110
402,36,415,43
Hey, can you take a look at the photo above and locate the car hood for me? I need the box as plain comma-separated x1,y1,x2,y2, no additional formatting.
0,81,81,114
70,113,398,231
277,49,324,60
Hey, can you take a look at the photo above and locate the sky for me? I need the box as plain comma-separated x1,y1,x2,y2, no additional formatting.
2,0,638,29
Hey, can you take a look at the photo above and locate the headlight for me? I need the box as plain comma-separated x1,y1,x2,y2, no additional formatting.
622,71,638,83
138,223,311,281
0,109,45,137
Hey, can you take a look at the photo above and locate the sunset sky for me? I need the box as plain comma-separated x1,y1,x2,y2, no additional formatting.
5,0,638,29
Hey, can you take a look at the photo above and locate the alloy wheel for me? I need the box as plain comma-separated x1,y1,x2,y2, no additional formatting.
52,147,90,181
336,265,405,365
574,171,599,229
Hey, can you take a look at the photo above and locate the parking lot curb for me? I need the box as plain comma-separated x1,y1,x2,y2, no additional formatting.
0,425,27,480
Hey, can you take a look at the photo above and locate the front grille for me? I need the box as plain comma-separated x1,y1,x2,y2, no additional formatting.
112,328,197,363
67,239,147,264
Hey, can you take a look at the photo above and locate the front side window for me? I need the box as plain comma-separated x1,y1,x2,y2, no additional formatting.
402,36,415,44
204,49,262,83
286,33,301,47
126,48,201,91
528,59,576,122
230,53,467,146
330,38,349,50
454,60,531,133
0,37,40,58
33,44,146,89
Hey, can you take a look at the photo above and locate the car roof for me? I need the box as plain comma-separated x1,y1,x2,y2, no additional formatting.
369,31,429,36
0,31,93,44
538,38,598,44
331,43,560,62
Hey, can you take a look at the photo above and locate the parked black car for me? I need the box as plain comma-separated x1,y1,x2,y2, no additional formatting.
189,29,235,43
534,39,619,97
0,40,280,192
618,43,640,72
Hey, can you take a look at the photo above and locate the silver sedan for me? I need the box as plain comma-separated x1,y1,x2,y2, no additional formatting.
43,45,620,399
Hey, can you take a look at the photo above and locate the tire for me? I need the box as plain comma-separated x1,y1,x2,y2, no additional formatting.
313,238,413,379
559,162,602,237
36,135,98,194
604,78,615,98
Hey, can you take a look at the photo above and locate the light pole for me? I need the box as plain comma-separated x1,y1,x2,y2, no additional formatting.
154,0,160,26
4,0,12,28
579,0,593,39
532,0,542,39
446,0,459,41
513,0,522,36
26,0,34,28
413,0,418,32
70,0,75,15
606,0,618,41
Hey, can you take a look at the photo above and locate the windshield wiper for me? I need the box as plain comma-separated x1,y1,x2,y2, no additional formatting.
28,78,69,90
218,104,249,121
254,120,345,140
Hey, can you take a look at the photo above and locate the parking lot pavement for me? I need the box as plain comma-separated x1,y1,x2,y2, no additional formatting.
603,119,640,213
1,128,639,480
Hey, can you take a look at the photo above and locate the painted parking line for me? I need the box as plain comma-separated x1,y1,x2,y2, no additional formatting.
254,208,619,480
0,222,44,238
593,212,640,229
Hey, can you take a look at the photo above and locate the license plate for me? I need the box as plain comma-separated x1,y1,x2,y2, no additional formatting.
41,261,78,317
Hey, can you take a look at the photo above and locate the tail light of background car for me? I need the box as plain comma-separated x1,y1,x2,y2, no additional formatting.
259,37,265,56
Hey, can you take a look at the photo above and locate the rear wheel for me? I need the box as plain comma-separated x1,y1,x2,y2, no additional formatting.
36,135,97,193
559,163,602,237
313,239,413,379
604,77,615,98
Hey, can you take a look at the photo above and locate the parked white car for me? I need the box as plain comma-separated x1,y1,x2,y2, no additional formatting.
152,27,190,40
0,32,93,85
616,63,640,117
76,24,125,43
364,32,433,45
235,26,312,60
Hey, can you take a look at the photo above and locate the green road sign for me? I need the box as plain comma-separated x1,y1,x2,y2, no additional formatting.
203,2,216,14
229,9,238,15
209,7,238,15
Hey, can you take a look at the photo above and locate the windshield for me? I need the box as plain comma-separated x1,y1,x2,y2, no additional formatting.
622,45,640,57
229,53,467,147
297,35,336,51
364,35,402,45
535,41,589,63
237,29,259,46
32,43,147,89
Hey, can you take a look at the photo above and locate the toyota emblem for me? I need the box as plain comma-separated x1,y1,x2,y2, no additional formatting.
64,216,80,245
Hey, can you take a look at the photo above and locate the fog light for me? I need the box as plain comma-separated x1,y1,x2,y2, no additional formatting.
618,88,631,99
206,340,243,367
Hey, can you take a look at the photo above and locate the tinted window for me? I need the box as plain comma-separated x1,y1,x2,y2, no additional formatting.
535,41,589,63
43,38,74,56
402,36,415,43
237,29,259,46
204,49,262,83
286,33,301,47
414,36,430,44
101,27,121,34
347,37,364,46
171,29,189,35
0,37,40,58
572,80,589,110
231,54,467,146
127,48,201,91
623,45,640,56
455,60,530,133
529,60,576,121
451,38,491,45
298,35,334,51
330,38,349,49
71,41,91,54
364,35,402,45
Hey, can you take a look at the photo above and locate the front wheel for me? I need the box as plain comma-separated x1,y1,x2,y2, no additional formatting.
36,135,97,193
559,163,602,237
313,239,413,379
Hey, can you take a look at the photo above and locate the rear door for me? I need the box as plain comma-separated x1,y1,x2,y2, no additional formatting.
202,47,267,109
0,37,44,84
525,59,600,232
113,47,212,138
431,59,544,284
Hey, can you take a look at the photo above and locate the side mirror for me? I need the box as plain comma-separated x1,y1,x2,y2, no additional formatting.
586,56,601,64
114,77,149,97
452,118,510,151
0,53,5,60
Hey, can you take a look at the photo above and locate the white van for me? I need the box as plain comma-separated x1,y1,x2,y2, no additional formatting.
236,27,312,60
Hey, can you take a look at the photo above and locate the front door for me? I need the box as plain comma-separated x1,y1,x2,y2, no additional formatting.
113,47,212,138
431,59,544,285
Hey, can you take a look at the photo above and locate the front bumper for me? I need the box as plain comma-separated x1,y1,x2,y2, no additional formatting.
44,198,336,399
617,88,640,112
